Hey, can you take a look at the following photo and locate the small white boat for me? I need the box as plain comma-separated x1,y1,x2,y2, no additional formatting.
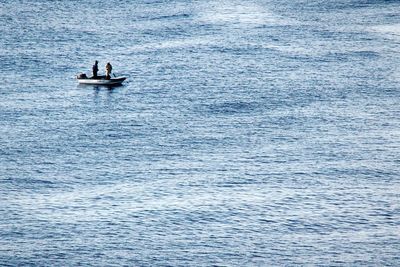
77,74,126,85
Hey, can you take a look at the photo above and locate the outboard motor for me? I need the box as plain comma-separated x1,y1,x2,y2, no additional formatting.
77,73,87,79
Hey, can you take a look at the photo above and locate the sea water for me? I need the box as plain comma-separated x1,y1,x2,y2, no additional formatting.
0,0,399,266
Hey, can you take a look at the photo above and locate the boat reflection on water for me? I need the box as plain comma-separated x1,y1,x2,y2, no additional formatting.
77,83,125,90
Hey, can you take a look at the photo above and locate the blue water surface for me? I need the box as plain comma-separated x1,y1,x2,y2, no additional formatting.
1,0,400,266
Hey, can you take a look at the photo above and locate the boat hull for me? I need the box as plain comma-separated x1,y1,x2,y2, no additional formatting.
77,76,126,85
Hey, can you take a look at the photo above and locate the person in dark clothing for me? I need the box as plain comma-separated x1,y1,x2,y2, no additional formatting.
92,60,99,78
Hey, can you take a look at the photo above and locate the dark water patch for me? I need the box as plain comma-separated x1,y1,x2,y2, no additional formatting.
147,13,191,21
1,177,58,190
320,50,381,63
200,100,261,115
287,0,396,12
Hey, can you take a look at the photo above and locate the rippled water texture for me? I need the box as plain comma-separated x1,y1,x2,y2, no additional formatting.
1,0,400,266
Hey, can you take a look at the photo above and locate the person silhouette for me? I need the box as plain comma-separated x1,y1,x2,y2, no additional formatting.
92,60,99,78
105,62,112,79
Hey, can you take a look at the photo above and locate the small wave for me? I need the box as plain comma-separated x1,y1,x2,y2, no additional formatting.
147,13,191,21
3,177,57,190
203,101,259,115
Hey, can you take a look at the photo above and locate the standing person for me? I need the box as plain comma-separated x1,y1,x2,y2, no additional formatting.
92,60,99,78
105,62,112,79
